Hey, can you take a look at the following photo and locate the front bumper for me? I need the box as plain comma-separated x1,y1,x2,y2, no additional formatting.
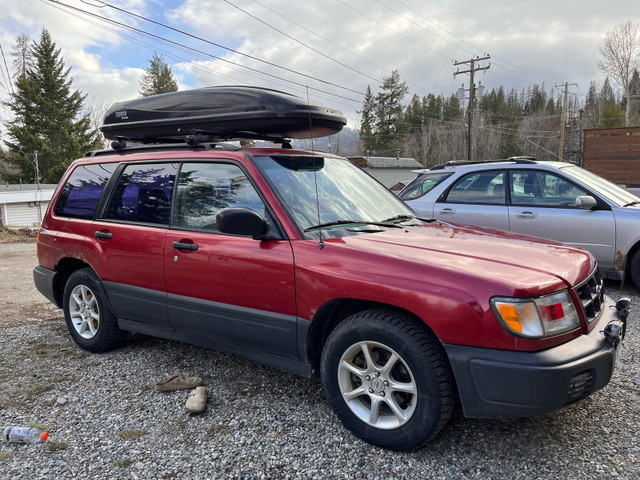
444,295,627,418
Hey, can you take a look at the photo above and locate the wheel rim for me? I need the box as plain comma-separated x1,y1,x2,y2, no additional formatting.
337,341,417,430
69,284,100,339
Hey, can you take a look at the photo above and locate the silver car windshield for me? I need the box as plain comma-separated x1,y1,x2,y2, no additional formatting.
561,165,640,207
254,155,418,236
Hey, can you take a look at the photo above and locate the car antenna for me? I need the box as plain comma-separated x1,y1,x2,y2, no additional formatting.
307,86,324,250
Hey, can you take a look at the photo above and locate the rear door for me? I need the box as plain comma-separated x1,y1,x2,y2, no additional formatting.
432,169,510,230
163,161,298,358
508,169,616,268
84,162,178,330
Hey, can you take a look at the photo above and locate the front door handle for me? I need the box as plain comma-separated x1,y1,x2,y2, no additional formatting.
172,241,199,251
439,207,455,215
516,211,538,219
94,231,113,239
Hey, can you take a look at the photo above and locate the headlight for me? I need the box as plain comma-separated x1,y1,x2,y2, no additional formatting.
491,290,580,338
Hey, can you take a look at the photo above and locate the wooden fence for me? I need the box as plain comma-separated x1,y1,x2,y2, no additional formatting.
583,127,640,186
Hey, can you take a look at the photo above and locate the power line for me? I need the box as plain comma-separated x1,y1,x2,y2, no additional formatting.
247,0,392,78
390,0,560,85
373,0,478,58
0,42,14,95
335,0,452,61
63,0,365,97
222,0,382,84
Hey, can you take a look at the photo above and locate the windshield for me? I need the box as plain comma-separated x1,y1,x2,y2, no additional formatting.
399,172,452,201
254,155,418,237
561,165,640,206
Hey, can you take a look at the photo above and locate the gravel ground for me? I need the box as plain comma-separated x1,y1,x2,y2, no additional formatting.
0,242,639,479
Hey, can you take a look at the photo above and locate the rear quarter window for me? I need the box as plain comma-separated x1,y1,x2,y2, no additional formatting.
54,163,117,219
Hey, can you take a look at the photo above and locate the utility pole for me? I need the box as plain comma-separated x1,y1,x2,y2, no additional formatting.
454,55,490,161
34,151,42,225
556,82,577,161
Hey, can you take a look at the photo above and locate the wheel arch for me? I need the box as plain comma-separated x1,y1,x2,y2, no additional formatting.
305,298,441,376
52,257,94,307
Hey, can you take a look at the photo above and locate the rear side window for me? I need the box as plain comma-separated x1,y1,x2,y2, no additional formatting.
104,163,178,225
445,170,506,204
54,163,117,219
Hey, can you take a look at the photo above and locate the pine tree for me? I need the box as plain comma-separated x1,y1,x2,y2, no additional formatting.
358,85,375,154
373,70,409,155
139,52,179,97
2,28,100,184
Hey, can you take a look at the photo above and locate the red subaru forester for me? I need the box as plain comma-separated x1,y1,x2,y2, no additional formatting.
33,87,628,450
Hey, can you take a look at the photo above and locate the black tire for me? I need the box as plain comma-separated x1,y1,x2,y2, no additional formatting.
321,309,455,450
630,250,640,289
63,268,126,352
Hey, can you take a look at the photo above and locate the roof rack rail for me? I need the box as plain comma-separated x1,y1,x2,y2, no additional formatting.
429,157,538,170
85,141,242,157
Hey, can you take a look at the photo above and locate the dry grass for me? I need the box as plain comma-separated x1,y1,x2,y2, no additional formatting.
0,227,37,243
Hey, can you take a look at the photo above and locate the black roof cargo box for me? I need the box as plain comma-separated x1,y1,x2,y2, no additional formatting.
100,86,347,142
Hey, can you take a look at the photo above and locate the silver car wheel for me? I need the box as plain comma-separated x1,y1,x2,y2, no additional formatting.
69,284,100,339
337,340,417,430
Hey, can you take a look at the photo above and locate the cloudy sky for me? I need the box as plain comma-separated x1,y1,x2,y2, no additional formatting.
1,0,639,128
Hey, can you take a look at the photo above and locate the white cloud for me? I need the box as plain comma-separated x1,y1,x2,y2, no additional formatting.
0,0,639,128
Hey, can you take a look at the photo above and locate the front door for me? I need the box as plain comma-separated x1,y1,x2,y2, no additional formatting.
508,169,616,269
163,161,298,358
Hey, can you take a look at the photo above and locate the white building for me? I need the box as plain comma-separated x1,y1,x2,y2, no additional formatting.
0,184,56,228
348,156,423,189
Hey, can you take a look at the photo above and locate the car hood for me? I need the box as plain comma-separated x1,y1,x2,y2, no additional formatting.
336,221,594,297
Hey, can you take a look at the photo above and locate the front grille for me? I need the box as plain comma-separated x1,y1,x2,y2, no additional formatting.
565,370,595,404
575,269,604,323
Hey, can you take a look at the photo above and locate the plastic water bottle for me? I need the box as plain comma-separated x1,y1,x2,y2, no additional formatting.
3,426,48,444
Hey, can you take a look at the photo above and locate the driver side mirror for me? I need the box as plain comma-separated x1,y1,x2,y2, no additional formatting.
216,207,280,241
575,195,597,209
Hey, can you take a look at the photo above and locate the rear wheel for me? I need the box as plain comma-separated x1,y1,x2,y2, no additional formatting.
321,309,455,450
63,268,126,352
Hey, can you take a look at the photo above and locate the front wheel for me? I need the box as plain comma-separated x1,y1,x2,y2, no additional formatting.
321,309,455,450
630,250,640,289
63,268,126,352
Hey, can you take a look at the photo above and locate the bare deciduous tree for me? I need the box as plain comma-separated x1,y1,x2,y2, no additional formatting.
10,33,33,79
597,21,640,126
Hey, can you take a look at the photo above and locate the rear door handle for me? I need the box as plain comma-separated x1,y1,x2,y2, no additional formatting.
439,207,455,214
94,231,113,239
516,211,538,219
172,241,199,251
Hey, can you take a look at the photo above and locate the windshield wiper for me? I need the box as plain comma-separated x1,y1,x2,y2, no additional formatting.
304,219,404,232
381,214,435,224
623,201,640,207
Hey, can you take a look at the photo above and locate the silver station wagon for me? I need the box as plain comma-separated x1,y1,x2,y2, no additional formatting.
399,157,640,287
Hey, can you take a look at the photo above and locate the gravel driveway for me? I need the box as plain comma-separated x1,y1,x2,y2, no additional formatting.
0,242,638,479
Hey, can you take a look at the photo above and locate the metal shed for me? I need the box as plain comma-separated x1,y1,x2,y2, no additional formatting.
0,184,56,227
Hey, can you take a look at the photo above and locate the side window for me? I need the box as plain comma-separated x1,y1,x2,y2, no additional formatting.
510,170,588,207
445,171,505,204
173,162,266,231
54,163,117,219
104,163,178,224
399,172,452,201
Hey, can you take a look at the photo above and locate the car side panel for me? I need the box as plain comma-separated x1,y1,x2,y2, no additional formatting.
82,221,171,329
508,207,616,269
163,230,298,358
